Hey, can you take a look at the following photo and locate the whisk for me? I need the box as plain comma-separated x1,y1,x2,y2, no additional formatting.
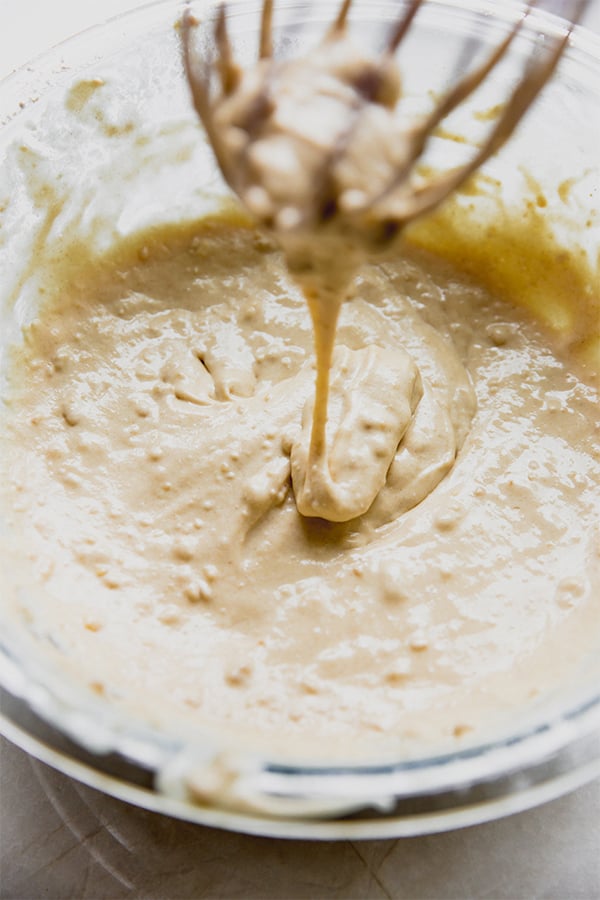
181,0,587,243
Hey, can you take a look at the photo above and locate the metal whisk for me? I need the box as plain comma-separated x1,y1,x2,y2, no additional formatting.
181,0,587,242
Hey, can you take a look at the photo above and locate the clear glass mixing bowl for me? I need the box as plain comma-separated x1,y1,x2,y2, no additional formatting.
0,0,599,838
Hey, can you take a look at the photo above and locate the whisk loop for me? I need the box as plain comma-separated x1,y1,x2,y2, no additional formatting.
182,0,587,241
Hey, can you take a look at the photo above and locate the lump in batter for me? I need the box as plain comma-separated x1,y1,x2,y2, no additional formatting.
291,344,422,521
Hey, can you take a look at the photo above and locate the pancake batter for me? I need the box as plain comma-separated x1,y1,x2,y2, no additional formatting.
1,213,598,760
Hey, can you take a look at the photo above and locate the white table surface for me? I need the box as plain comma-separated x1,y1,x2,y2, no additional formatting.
1,2,600,898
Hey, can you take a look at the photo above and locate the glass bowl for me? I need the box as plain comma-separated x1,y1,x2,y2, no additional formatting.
0,0,599,838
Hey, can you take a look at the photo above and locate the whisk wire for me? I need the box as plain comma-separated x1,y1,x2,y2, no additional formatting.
214,4,240,93
367,1,537,214
259,0,274,58
387,0,426,53
399,3,585,222
330,0,354,36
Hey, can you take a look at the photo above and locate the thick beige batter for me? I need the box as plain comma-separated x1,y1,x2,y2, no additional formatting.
1,215,598,760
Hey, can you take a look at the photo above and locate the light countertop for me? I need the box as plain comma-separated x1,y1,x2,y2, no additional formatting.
1,736,600,898
1,2,599,897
